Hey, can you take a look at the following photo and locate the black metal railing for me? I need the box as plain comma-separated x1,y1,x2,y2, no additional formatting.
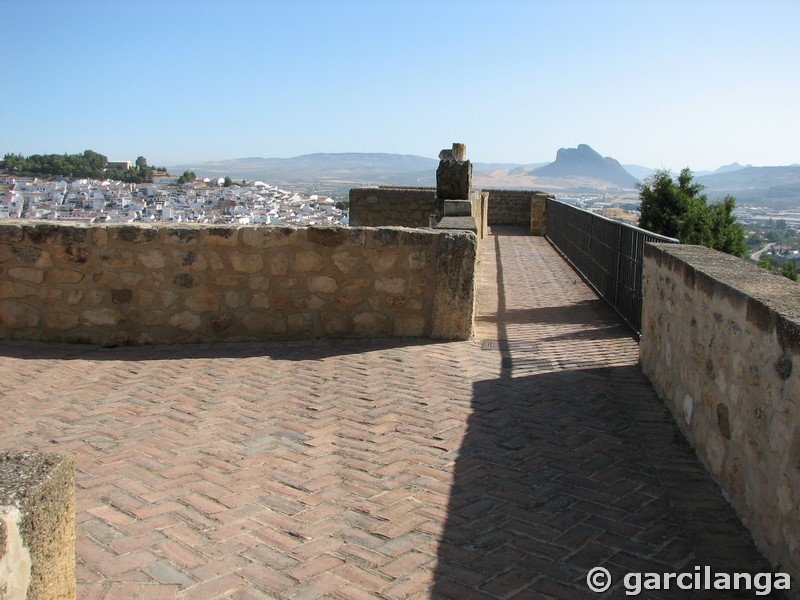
546,198,679,336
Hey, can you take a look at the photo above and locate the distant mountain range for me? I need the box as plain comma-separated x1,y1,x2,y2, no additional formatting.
170,146,800,207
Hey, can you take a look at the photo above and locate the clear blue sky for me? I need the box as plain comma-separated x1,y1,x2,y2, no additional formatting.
2,0,798,171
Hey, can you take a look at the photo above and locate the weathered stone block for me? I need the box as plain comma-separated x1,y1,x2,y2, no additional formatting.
202,227,240,247
0,301,41,328
394,313,426,337
168,311,202,331
173,250,208,272
294,295,325,310
241,227,295,249
14,246,53,268
247,275,271,292
137,249,167,270
294,251,324,272
100,248,134,269
287,313,313,336
308,276,338,294
82,308,123,327
321,312,349,335
250,293,271,309
45,310,80,331
241,311,287,334
332,251,359,274
167,228,200,245
375,277,406,295
230,252,263,274
47,270,84,284
111,289,133,304
0,451,76,600
36,287,62,304
271,253,289,275
209,273,247,288
367,250,397,272
0,281,36,298
8,268,44,284
185,292,220,312
352,312,390,337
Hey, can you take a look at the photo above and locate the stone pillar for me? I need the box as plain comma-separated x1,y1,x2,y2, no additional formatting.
0,451,76,600
436,143,472,200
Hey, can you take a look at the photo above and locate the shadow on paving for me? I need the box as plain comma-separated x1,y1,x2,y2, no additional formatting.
431,364,787,599
0,336,442,362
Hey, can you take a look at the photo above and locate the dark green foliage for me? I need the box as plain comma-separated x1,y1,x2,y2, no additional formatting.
638,168,746,257
0,150,154,183
759,255,798,281
223,176,234,187
177,170,197,185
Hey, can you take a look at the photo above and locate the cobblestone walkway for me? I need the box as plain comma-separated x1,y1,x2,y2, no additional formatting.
0,228,781,598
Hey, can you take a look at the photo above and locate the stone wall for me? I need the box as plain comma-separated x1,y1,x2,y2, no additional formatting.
349,187,437,228
0,222,477,344
641,243,800,580
0,451,76,600
530,194,547,236
484,189,552,229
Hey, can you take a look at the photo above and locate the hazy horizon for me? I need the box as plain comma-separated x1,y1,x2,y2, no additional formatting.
3,0,799,172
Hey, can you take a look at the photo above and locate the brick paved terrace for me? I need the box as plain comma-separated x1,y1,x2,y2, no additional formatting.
0,227,782,599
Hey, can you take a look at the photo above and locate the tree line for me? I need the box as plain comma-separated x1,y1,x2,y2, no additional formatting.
0,150,166,183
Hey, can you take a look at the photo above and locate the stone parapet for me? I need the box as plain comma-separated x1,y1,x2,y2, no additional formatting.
0,451,76,600
641,243,800,580
348,187,436,228
484,189,552,229
0,222,477,344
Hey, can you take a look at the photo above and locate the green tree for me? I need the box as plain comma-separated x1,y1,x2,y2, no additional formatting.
135,156,148,169
638,168,746,257
781,261,798,281
177,170,196,185
223,176,233,187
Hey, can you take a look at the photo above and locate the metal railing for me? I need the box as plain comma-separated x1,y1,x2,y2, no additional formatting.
546,198,679,336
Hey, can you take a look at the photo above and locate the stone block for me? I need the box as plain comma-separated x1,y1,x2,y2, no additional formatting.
0,451,76,600
241,227,295,249
271,252,290,275
287,313,314,336
46,269,84,283
44,310,80,331
8,268,44,284
14,246,53,268
294,251,324,272
185,292,220,312
367,250,397,272
82,308,123,327
321,312,349,336
308,276,338,294
135,249,165,270
0,281,36,299
375,277,407,295
332,251,359,274
230,252,264,274
241,311,287,335
202,227,240,247
100,248,134,269
0,301,41,328
394,313,426,337
168,311,202,331
352,312,390,337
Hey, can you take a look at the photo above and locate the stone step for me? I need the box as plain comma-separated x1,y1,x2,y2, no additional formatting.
443,199,472,216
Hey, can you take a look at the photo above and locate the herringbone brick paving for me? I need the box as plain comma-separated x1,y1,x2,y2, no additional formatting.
0,227,784,598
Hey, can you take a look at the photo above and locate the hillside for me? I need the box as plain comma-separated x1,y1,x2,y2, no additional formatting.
697,166,800,208
529,144,640,189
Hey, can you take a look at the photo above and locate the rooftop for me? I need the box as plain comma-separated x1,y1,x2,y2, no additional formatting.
0,227,774,599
